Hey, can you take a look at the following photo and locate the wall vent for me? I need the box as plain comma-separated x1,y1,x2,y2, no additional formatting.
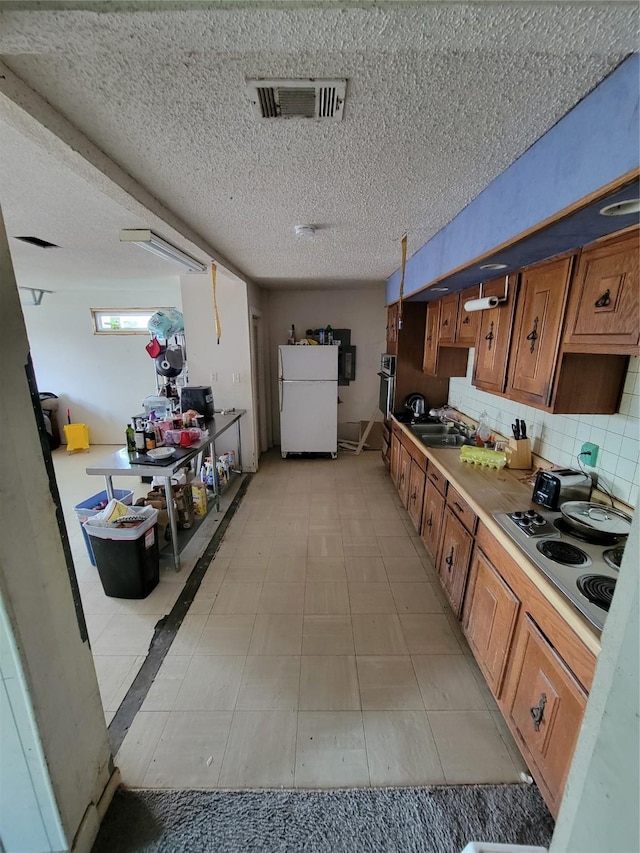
246,79,346,122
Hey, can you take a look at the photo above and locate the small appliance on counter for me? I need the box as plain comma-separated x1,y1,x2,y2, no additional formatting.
532,469,592,510
180,385,214,419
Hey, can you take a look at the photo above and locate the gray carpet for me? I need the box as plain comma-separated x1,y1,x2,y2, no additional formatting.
92,785,554,852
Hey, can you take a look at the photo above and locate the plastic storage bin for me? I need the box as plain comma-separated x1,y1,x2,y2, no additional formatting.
74,489,134,566
84,507,159,599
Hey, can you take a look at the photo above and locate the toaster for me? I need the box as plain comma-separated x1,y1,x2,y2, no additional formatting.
532,469,592,510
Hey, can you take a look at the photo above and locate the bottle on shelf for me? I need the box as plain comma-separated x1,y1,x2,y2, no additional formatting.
144,421,156,450
288,324,296,345
325,325,333,345
125,422,136,454
134,418,146,452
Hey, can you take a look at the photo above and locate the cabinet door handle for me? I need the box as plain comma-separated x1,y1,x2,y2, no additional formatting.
444,546,454,572
485,321,494,351
453,501,464,514
411,489,417,504
462,316,471,325
526,316,539,353
426,334,432,342
442,318,449,327
595,289,611,308
530,693,547,731
425,514,433,529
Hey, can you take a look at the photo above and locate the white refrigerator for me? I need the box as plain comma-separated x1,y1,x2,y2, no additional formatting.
278,345,338,458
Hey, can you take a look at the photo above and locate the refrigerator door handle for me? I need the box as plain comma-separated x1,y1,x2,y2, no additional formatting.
278,347,284,381
279,379,283,413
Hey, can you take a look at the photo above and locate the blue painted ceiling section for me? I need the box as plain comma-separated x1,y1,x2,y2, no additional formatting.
388,53,640,303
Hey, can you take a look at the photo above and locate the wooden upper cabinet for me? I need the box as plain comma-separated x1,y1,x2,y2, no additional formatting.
472,275,518,393
563,230,640,353
386,303,399,354
456,286,480,347
463,549,520,699
438,293,458,345
505,615,587,815
423,298,468,377
422,302,440,374
505,257,573,407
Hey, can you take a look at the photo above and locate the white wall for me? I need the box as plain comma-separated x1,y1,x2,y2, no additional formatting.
180,267,257,470
1,207,114,851
449,352,639,506
266,285,387,442
551,511,639,852
0,598,66,853
21,279,182,444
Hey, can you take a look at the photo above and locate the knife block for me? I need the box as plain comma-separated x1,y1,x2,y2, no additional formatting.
506,437,532,470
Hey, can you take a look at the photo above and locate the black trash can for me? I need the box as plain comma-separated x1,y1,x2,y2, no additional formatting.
85,508,160,599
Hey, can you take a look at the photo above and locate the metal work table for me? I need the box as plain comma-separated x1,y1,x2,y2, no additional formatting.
86,410,244,570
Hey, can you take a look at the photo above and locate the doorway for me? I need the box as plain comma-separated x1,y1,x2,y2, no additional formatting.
250,309,269,459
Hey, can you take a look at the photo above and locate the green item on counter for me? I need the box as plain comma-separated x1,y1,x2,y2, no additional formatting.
460,445,507,469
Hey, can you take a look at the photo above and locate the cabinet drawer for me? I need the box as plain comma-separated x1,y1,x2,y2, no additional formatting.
426,463,448,497
408,442,428,472
446,486,477,534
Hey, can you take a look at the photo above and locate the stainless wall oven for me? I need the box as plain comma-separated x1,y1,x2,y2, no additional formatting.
378,354,396,418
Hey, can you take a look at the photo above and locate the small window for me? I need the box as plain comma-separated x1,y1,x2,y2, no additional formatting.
91,308,166,335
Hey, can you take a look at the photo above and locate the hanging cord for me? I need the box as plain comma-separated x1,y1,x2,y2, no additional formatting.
398,233,407,330
576,451,615,507
211,262,221,344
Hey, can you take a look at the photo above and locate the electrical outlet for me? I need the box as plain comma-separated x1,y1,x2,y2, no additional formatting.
232,372,240,384
210,371,218,383
581,442,599,466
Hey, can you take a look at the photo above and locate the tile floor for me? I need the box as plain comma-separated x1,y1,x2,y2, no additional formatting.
54,446,528,788
52,444,240,726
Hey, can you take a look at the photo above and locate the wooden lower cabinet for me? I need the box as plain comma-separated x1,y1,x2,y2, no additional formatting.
407,461,426,532
436,508,473,618
390,432,401,488
420,479,445,559
463,548,519,698
503,614,588,816
398,445,411,508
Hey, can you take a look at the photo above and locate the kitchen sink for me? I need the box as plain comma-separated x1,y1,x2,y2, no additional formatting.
417,433,474,448
409,424,450,436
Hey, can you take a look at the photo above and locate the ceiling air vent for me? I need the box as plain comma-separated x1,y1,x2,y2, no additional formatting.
246,79,346,122
14,236,59,248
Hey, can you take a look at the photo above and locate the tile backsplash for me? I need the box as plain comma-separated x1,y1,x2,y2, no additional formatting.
449,353,639,508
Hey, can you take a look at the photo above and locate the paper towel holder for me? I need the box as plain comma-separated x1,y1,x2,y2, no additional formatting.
463,276,509,313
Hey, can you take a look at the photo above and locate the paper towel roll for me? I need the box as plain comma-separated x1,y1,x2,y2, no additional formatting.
463,296,500,312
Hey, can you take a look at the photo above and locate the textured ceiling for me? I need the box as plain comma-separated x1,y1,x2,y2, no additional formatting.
0,3,637,288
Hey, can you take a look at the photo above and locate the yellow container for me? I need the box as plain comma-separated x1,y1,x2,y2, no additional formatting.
64,423,90,452
191,481,208,517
